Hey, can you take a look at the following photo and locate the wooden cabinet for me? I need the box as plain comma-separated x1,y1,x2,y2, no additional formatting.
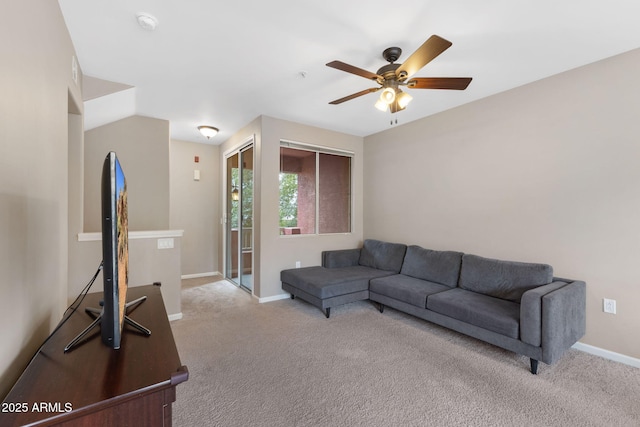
1,285,188,426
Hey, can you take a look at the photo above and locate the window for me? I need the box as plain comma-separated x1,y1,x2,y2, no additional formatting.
279,141,352,235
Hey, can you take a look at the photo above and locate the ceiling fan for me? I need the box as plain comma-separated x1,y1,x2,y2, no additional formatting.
326,35,472,113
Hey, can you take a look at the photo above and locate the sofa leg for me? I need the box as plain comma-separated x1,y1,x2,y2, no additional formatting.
325,307,331,319
379,304,385,313
530,359,539,375
290,294,295,300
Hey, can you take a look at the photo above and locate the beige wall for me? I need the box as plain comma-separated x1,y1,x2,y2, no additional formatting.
84,115,170,232
68,109,86,300
221,116,365,299
170,139,220,276
76,116,183,317
0,1,83,398
364,48,640,359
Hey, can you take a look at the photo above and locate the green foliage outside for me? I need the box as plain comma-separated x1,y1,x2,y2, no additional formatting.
230,167,253,229
279,172,298,227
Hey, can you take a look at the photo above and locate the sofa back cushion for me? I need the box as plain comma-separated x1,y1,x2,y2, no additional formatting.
459,254,553,302
400,246,463,288
358,239,407,273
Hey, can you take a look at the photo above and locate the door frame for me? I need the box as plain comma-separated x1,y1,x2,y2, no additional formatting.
222,135,255,294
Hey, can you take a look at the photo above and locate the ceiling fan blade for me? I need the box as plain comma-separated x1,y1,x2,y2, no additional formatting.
326,60,382,81
396,35,452,80
329,88,380,105
407,77,472,90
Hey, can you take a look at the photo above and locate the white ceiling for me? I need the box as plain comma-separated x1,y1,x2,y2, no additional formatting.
58,0,640,144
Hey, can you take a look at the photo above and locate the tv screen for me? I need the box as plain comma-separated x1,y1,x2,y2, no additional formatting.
101,151,128,349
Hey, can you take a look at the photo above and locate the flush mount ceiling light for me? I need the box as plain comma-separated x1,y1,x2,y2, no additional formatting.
136,13,158,31
198,125,219,139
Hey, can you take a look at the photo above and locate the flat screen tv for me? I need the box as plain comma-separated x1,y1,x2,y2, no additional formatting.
64,152,149,353
101,151,129,349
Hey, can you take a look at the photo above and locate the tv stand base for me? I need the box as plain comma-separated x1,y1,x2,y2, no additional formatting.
64,295,151,352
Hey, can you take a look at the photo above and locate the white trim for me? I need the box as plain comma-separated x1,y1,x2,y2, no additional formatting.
258,293,290,303
129,229,184,239
168,313,183,321
572,342,640,368
78,229,184,241
78,232,102,241
181,271,220,280
280,139,355,157
223,134,255,157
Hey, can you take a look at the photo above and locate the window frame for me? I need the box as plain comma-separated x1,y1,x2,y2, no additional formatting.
279,140,354,237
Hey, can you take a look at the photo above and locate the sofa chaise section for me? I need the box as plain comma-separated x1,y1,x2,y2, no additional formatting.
281,265,393,318
281,240,407,318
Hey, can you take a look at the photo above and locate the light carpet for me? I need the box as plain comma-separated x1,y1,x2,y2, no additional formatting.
171,280,640,426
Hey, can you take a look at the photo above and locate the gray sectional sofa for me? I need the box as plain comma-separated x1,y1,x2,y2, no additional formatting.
281,239,586,374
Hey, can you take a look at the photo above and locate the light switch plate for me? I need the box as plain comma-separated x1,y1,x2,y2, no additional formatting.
158,238,174,249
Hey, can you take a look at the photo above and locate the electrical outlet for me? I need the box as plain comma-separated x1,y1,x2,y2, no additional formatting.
603,298,616,314
295,261,301,268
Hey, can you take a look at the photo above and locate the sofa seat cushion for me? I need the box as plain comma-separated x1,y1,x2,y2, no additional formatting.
281,266,393,299
426,288,521,339
400,246,463,288
358,239,407,273
370,274,451,308
459,254,553,303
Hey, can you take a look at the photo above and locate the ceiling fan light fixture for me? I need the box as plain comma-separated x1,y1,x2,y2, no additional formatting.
380,87,396,104
198,125,219,139
374,98,388,112
396,91,413,109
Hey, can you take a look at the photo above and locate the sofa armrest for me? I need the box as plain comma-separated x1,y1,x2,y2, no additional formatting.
322,248,361,268
520,279,586,363
541,280,586,363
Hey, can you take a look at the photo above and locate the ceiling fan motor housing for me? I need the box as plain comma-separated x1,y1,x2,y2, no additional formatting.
377,63,400,77
379,47,407,82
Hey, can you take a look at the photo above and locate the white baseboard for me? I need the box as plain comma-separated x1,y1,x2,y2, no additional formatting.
168,312,183,321
572,342,640,368
258,293,290,304
181,271,220,280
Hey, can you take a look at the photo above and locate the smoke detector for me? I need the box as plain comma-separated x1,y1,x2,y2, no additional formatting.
136,13,158,31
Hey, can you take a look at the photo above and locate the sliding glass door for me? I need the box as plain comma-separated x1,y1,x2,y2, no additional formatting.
225,144,254,292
